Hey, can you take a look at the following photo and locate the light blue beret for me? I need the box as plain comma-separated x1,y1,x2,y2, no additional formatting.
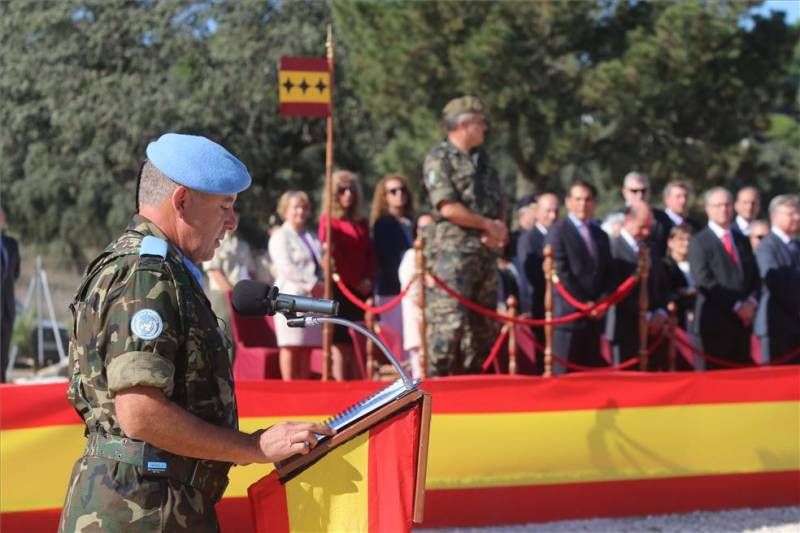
146,133,251,195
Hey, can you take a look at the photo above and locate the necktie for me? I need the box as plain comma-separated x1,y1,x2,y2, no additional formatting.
579,224,596,258
721,232,738,265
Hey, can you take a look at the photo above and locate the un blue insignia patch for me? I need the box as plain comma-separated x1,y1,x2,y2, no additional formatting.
131,309,163,340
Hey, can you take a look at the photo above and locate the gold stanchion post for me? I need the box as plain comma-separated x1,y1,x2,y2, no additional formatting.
637,246,650,371
543,244,554,377
506,296,518,375
667,301,678,372
415,238,427,379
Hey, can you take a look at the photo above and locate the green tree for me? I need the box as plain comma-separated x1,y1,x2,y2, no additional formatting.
0,0,365,267
334,0,798,211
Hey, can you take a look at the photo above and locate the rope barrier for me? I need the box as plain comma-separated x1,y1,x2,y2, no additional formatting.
481,324,511,372
673,329,800,368
332,272,418,315
554,280,593,312
771,345,800,365
428,272,639,327
672,328,753,369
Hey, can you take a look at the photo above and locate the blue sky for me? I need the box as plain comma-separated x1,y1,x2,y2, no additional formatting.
752,0,800,24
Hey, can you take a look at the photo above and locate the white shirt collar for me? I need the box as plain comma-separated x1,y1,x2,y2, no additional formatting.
620,228,639,253
568,212,588,229
735,215,751,235
708,220,733,240
665,208,684,225
771,226,792,245
536,223,549,235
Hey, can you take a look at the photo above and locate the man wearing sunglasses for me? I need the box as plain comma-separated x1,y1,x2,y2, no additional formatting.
613,171,670,259
423,96,508,377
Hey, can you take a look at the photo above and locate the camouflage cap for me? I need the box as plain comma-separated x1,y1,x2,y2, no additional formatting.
442,96,485,119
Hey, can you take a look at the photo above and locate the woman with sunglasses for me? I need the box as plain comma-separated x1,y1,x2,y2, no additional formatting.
319,170,376,380
369,175,415,354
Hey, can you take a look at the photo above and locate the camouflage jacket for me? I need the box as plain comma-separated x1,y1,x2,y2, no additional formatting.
67,215,237,454
423,139,504,253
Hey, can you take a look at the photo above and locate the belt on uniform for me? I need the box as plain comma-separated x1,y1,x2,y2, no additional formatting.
84,433,230,503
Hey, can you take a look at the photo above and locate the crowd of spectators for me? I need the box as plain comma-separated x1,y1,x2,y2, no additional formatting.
204,172,797,382
200,100,798,381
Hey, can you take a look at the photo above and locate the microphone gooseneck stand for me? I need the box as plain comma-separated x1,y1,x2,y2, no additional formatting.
286,314,416,389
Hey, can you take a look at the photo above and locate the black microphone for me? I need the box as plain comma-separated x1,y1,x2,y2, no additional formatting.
232,280,339,316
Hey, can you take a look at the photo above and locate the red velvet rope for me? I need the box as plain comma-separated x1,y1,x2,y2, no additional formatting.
550,352,640,372
527,335,646,372
554,281,592,312
429,273,584,326
429,273,638,327
672,328,753,369
481,325,511,372
332,273,418,314
771,345,800,365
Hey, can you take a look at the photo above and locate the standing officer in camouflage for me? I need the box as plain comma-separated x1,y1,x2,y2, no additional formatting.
59,133,333,532
423,96,508,377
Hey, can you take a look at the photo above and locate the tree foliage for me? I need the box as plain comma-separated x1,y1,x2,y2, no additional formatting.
1,0,797,268
335,0,798,209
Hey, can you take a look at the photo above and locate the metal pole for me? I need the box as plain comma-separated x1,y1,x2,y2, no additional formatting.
322,24,335,381
40,266,66,361
35,256,44,370
365,297,375,380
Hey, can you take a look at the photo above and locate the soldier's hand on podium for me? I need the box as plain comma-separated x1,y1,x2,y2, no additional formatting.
252,421,335,464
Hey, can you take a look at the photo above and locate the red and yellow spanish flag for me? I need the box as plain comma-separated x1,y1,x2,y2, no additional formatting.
248,405,421,533
278,57,331,117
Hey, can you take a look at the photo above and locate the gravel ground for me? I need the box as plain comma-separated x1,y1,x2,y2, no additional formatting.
416,506,800,532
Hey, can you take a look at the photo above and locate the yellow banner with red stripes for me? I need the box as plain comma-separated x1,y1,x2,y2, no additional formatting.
1,368,798,531
278,57,330,117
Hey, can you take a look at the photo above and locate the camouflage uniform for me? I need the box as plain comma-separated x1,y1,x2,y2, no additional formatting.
423,140,503,376
59,215,236,532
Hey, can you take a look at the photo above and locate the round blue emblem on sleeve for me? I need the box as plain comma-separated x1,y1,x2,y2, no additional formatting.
131,309,164,340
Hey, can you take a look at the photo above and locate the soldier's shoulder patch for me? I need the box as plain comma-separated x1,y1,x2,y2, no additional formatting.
139,236,168,258
131,309,164,340
426,169,441,187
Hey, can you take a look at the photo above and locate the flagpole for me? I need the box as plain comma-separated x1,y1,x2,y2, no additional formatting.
322,24,335,381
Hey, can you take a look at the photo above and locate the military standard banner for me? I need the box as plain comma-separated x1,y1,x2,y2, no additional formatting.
279,57,331,117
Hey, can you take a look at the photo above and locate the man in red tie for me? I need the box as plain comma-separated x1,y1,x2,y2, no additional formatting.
689,187,760,368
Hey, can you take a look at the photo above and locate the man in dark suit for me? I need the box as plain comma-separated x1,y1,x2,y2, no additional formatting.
652,180,701,257
733,186,762,237
511,194,538,314
546,180,611,373
613,171,670,259
517,193,560,317
516,192,560,373
754,195,800,364
605,200,668,369
1,208,21,383
689,187,760,368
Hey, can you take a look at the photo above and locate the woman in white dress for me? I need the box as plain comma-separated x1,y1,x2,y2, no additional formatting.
397,213,434,379
268,191,324,380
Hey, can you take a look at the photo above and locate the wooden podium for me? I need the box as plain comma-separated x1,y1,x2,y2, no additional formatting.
273,387,432,523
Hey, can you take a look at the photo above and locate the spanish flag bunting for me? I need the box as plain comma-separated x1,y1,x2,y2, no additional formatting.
248,405,421,533
279,57,331,117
